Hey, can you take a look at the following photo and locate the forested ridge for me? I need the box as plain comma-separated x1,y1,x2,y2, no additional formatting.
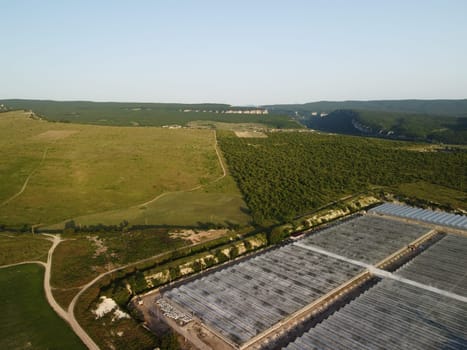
218,131,466,225
304,109,467,144
0,100,299,129
265,99,467,117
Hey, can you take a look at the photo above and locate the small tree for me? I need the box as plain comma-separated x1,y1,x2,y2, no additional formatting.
160,330,180,350
64,220,76,233
229,245,239,259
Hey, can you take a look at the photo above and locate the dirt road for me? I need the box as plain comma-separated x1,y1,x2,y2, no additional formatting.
0,234,100,350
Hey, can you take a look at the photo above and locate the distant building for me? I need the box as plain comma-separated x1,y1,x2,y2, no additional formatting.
225,109,268,115
182,108,268,115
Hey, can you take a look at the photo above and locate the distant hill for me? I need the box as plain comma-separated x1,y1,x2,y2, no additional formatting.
0,99,299,129
304,109,467,144
264,99,467,117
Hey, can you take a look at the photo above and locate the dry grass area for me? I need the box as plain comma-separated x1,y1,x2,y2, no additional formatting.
234,130,267,138
0,233,51,265
301,195,380,227
0,111,249,228
33,129,79,140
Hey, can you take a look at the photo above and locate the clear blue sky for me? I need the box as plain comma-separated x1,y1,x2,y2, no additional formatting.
1,0,466,105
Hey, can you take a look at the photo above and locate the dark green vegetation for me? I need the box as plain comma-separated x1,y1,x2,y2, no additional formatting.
266,99,467,117
52,229,188,308
0,264,85,350
218,131,467,225
0,99,299,129
265,99,467,144
356,110,467,143
304,109,467,144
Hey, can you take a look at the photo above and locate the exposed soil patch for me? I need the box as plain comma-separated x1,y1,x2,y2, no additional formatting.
234,130,267,138
87,236,107,258
34,130,78,140
169,229,230,244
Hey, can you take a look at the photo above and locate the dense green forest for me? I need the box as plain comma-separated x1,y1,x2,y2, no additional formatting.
265,99,467,117
218,131,467,225
0,100,299,129
304,109,467,144
357,110,467,143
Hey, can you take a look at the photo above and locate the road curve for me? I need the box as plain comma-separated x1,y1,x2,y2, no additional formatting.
67,232,237,349
0,234,99,349
41,234,100,350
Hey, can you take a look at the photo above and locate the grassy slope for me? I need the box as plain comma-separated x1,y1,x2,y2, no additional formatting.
0,264,85,350
58,171,251,228
0,234,51,265
0,111,249,227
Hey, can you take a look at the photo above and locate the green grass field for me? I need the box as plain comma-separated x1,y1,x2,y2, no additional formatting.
0,264,85,350
0,111,250,228
57,174,250,228
0,234,51,265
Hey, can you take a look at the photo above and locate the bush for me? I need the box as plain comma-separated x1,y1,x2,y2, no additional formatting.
159,330,180,350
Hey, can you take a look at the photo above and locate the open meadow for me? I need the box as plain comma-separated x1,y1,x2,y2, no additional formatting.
0,111,250,228
0,264,85,350
0,233,51,265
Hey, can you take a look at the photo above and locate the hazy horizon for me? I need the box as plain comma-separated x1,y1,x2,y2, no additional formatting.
2,1,467,105
2,97,467,107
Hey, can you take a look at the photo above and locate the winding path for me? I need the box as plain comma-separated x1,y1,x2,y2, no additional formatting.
0,131,231,349
0,147,49,207
0,260,46,270
0,234,99,350
67,231,238,350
